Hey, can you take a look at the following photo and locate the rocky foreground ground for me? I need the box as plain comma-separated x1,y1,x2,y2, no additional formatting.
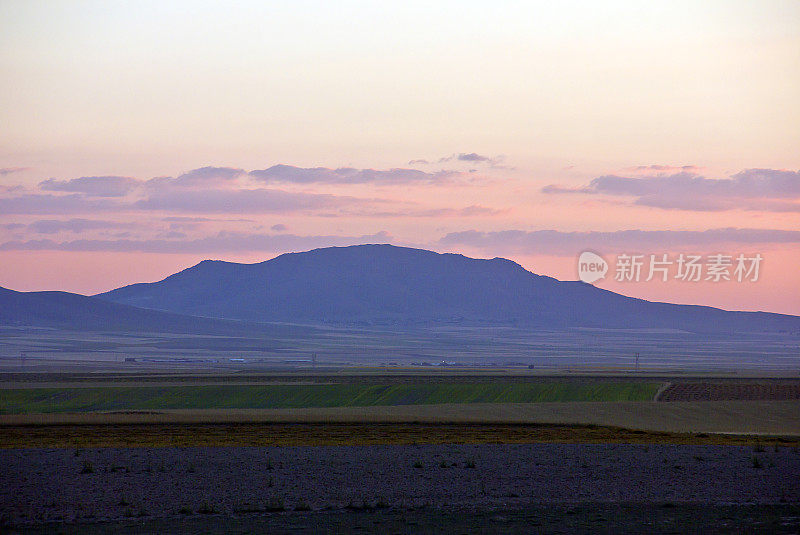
2,444,799,532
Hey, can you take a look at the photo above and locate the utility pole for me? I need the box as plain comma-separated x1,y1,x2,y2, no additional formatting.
312,352,317,368
635,352,640,372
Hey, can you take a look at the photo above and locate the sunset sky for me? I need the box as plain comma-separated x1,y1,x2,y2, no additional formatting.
1,1,799,314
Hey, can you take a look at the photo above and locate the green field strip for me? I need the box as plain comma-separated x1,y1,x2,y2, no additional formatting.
0,382,662,414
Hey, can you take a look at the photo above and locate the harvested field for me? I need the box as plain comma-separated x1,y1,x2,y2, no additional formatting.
659,382,800,401
2,422,799,449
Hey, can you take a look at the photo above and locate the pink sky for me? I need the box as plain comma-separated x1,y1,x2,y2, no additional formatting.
1,2,799,314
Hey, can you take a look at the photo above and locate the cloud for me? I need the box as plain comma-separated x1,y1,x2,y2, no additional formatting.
439,228,800,255
623,164,703,173
39,176,140,197
249,165,455,185
135,187,365,213
146,166,245,189
437,153,506,167
0,167,29,176
542,168,800,212
271,223,287,232
0,193,118,214
0,231,394,254
26,219,130,234
347,205,506,218
408,159,430,165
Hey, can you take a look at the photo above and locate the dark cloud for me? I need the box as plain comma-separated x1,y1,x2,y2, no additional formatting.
249,165,454,185
0,231,393,254
271,223,287,232
542,169,800,212
39,176,140,197
440,228,800,255
135,188,364,213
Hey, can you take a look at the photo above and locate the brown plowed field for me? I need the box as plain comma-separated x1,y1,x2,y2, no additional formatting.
658,382,800,401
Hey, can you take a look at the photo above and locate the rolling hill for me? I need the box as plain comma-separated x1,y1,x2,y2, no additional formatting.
95,244,800,333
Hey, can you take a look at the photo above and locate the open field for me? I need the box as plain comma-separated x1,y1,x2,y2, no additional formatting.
0,382,661,414
3,443,799,528
15,504,800,535
2,400,799,439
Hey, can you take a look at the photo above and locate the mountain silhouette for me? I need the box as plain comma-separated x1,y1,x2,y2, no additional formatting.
0,285,285,335
95,244,799,333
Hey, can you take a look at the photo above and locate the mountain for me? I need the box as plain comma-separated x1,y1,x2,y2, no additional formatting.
95,244,800,334
0,285,278,335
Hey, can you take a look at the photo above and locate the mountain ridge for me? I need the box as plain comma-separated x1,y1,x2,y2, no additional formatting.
94,244,800,333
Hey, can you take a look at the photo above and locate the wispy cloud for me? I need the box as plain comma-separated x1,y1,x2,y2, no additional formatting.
622,164,703,173
39,176,140,197
440,228,800,255
0,231,394,254
24,219,131,234
0,167,30,176
542,168,800,212
0,193,119,214
436,152,507,168
249,165,456,185
146,166,245,189
135,187,366,213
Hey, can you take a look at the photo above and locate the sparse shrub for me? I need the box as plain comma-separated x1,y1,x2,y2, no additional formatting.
465,458,476,469
753,443,765,453
80,460,94,474
294,501,311,511
439,460,448,468
74,448,82,457
137,505,147,517
265,458,274,470
187,463,196,473
118,496,129,506
413,461,423,469
178,506,192,515
157,462,166,473
123,507,134,518
693,455,705,462
266,497,285,512
751,456,763,469
197,502,217,514
375,498,389,509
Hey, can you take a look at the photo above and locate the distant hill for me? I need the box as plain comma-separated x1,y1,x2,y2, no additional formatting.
95,244,800,334
0,285,284,335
